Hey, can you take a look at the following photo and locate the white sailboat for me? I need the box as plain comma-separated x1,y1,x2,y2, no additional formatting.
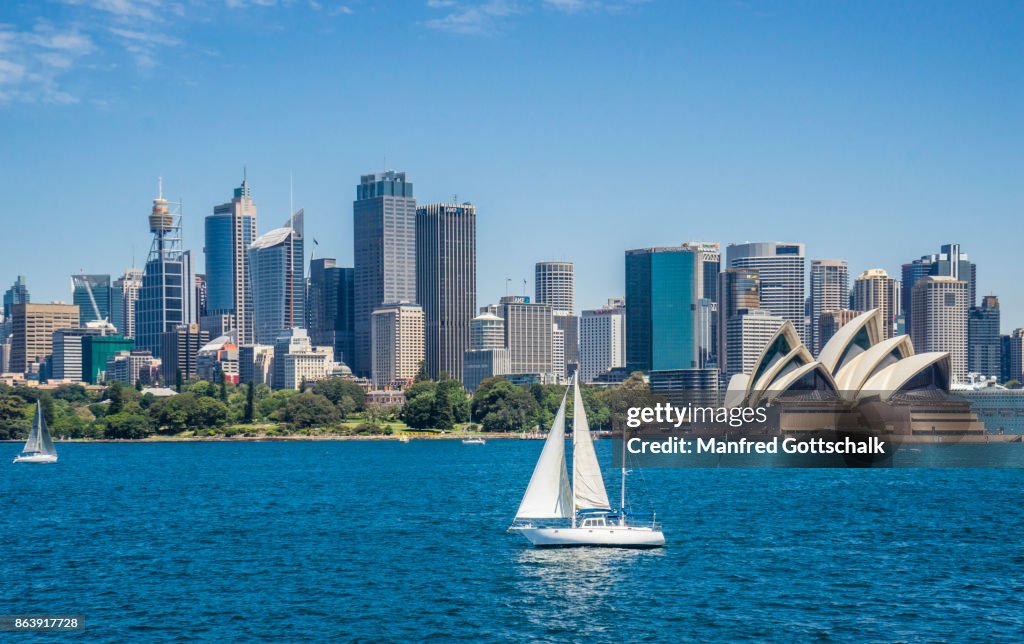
13,401,58,464
510,375,664,548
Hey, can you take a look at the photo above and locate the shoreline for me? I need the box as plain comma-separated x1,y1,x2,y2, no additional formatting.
1,433,546,443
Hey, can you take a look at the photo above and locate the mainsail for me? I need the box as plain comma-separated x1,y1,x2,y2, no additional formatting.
572,377,611,512
515,389,572,519
22,402,56,457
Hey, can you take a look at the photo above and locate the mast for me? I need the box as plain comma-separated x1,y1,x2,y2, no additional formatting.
620,427,627,513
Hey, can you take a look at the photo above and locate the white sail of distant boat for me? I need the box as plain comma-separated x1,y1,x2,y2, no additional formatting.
510,375,664,548
13,401,58,464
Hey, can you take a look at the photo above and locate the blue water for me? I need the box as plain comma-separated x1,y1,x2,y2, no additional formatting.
2,441,1022,641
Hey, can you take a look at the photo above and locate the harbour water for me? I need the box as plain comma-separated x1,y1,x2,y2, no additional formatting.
2,441,1022,641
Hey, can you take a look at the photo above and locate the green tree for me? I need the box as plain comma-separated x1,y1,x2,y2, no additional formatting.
244,381,255,423
104,412,154,439
175,368,183,393
219,375,228,402
39,392,56,425
414,360,430,383
106,381,126,415
279,392,341,428
0,395,31,440
471,378,539,433
402,391,436,429
52,384,90,404
312,378,366,415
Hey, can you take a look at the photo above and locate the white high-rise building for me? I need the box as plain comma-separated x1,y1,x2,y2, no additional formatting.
809,259,849,355
854,269,901,340
371,303,424,389
911,276,968,383
112,269,143,339
726,242,806,344
726,309,784,380
248,212,304,345
535,261,574,313
463,313,510,392
579,303,626,383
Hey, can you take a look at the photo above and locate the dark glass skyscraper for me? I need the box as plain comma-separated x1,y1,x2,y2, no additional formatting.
353,171,416,377
416,203,476,382
205,179,257,344
71,274,113,326
3,275,29,320
968,295,1001,379
625,247,700,373
308,258,355,368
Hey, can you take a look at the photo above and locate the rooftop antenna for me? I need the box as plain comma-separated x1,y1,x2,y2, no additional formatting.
522,278,527,297
452,194,458,204
158,176,163,200
505,278,511,296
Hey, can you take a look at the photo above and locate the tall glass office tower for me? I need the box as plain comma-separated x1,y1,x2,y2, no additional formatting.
136,181,194,357
625,247,700,373
353,171,416,377
249,211,305,345
71,274,113,326
416,202,476,382
206,178,258,343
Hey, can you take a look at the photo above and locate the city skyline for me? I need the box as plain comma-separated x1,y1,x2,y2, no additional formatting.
1,2,1021,329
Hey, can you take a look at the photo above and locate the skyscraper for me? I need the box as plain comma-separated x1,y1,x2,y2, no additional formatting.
853,268,900,340
496,295,555,380
136,182,195,357
416,202,476,382
462,312,511,393
818,309,861,350
308,258,355,367
682,242,721,369
808,260,849,355
535,261,574,313
71,274,113,326
1007,329,1024,384
248,211,305,345
353,171,416,377
726,242,806,344
3,275,30,320
968,295,1001,379
717,268,760,378
625,247,699,373
371,303,424,389
902,243,976,331
112,269,143,339
9,303,80,375
911,276,968,383
726,309,784,380
579,301,626,383
205,178,258,344
159,323,209,385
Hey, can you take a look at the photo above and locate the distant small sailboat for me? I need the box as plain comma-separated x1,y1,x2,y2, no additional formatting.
398,434,411,443
510,375,664,548
13,402,58,464
462,437,486,445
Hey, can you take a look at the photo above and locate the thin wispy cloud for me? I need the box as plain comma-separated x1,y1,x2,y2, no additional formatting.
0,22,95,104
425,0,650,35
424,1,521,35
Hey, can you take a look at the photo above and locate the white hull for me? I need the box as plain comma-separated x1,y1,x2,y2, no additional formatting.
13,454,58,464
514,525,665,548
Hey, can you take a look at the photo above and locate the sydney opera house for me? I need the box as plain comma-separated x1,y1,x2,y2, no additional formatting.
724,309,985,436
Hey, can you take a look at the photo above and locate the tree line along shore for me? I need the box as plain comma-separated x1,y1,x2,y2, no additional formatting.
0,372,659,441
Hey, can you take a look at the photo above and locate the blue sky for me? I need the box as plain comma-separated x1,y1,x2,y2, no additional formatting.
1,1,1022,329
